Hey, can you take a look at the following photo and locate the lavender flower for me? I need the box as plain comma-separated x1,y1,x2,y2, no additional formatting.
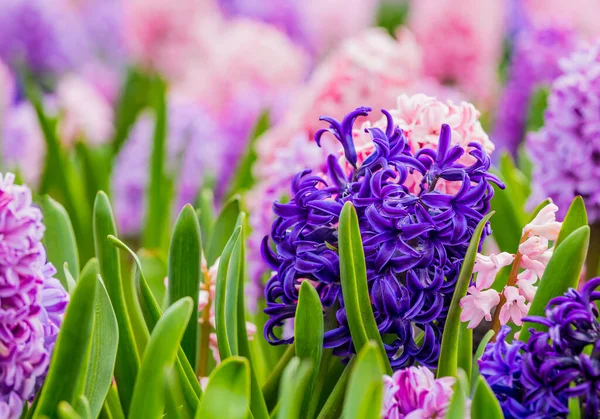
493,24,578,156
112,99,232,235
0,173,68,417
480,278,600,418
0,0,89,78
262,108,502,368
527,40,600,222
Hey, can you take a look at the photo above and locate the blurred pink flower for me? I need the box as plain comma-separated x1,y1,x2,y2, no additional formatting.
499,286,528,326
409,0,506,105
56,74,114,146
473,252,515,289
0,60,13,111
382,366,456,419
460,286,501,329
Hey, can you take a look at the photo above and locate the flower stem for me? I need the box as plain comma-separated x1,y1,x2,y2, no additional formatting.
490,234,528,340
196,269,212,377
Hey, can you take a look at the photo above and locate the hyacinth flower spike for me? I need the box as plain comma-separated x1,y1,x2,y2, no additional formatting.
262,106,503,369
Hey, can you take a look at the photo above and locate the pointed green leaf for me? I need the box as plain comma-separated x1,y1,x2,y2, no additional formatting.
471,376,503,419
556,197,588,247
168,204,203,368
73,396,91,419
520,225,590,342
93,191,140,413
338,202,391,374
137,249,167,304
446,370,469,419
261,344,295,410
33,266,97,418
316,360,353,419
437,211,495,378
57,402,82,419
196,357,251,419
40,196,79,288
197,186,215,247
457,322,472,386
276,358,313,419
342,342,385,419
129,297,193,419
143,77,170,249
108,235,202,409
205,195,241,266
83,273,119,418
295,281,324,417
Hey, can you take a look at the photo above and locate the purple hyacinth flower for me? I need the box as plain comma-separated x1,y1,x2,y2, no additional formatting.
0,173,69,417
481,278,600,418
262,107,502,368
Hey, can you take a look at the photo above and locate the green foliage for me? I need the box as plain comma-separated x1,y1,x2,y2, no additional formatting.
205,195,241,266
129,297,193,418
437,212,495,378
167,204,203,368
446,370,469,419
40,196,79,288
471,376,503,419
341,342,385,419
196,358,251,419
338,202,391,374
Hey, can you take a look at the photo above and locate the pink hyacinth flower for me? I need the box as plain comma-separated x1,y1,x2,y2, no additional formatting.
523,203,562,240
460,287,501,329
516,270,538,302
473,252,515,289
499,286,529,326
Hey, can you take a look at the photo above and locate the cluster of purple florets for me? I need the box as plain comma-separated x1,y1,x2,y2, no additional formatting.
262,107,502,368
0,173,68,417
480,278,600,418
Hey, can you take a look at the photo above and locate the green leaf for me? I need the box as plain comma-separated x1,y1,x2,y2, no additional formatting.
457,322,472,387
40,196,79,288
471,376,503,419
33,266,97,418
57,402,82,419
108,235,202,409
143,77,171,249
446,370,469,419
526,87,549,133
196,357,251,419
197,186,215,247
64,262,77,294
556,197,588,247
205,195,241,266
262,344,296,411
490,183,522,253
102,384,125,419
137,249,168,309
73,396,91,419
129,297,193,419
568,383,582,419
277,358,314,419
338,202,391,374
83,273,119,419
226,110,270,197
93,191,140,414
471,329,495,389
295,282,324,417
342,342,385,419
111,68,151,154
316,361,353,419
437,211,495,378
168,204,203,368
520,225,590,342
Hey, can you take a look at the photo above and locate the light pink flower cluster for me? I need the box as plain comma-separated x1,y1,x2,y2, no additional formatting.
382,366,457,419
460,204,562,329
408,0,506,105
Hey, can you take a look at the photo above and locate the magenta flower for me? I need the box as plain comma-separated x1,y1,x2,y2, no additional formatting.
382,366,456,419
0,173,68,417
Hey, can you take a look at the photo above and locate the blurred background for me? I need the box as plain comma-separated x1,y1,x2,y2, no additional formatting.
2,0,600,295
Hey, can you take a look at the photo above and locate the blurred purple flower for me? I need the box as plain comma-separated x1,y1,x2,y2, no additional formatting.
493,24,578,156
0,173,68,417
0,0,89,77
480,278,600,418
262,107,502,368
526,40,600,222
112,98,231,235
